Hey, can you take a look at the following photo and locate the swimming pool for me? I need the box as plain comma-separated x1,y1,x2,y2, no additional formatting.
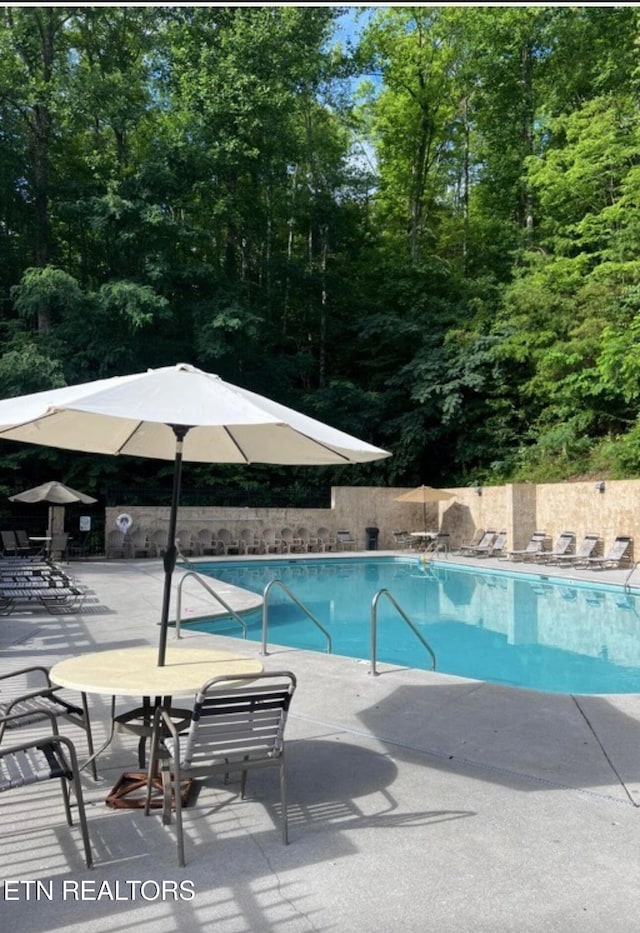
184,556,640,695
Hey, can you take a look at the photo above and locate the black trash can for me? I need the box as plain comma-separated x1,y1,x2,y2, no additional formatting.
365,526,379,550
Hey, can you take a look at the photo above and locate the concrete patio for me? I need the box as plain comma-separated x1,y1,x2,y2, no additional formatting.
2,552,640,932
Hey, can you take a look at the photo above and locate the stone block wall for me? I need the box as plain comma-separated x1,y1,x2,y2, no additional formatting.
105,479,639,557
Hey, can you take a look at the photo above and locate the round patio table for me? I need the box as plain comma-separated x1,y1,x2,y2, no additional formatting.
50,645,264,808
50,644,263,697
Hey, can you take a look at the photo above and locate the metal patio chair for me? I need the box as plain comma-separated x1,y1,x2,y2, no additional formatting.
0,709,93,868
145,671,297,866
0,665,97,779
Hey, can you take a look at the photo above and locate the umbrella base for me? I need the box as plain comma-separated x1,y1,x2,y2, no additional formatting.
105,771,193,810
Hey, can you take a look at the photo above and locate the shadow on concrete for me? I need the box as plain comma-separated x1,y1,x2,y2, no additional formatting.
355,679,640,799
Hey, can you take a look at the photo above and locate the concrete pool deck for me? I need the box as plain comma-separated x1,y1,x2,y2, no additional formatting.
2,551,640,932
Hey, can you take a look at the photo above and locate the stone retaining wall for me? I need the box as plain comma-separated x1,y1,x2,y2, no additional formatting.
105,478,638,556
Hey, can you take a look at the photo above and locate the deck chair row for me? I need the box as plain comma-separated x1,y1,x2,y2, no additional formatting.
0,555,85,613
457,529,634,570
107,526,356,558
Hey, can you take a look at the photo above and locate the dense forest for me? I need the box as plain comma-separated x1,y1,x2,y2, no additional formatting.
1,5,640,510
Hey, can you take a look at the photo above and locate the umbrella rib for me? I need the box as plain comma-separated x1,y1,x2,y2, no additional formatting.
223,426,251,463
222,425,354,464
112,421,146,454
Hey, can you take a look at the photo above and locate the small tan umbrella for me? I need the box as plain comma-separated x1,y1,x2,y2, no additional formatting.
9,480,97,537
394,485,455,532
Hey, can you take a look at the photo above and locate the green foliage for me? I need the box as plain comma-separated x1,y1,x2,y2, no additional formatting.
1,7,640,499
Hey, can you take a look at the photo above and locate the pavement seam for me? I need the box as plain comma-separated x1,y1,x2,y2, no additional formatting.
570,694,640,807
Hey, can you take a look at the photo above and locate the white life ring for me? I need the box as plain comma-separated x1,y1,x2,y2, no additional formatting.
116,513,133,534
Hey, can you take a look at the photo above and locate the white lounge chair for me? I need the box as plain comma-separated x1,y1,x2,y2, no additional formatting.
551,533,601,566
502,531,549,562
459,530,496,555
467,530,507,558
580,535,633,570
535,531,575,564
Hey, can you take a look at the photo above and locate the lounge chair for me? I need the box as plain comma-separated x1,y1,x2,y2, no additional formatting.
458,530,496,555
549,533,601,566
0,573,86,614
580,535,633,570
467,530,507,558
535,531,575,564
502,531,549,562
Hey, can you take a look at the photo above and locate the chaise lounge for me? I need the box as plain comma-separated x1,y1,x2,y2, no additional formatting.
535,531,575,564
502,531,549,562
579,535,633,571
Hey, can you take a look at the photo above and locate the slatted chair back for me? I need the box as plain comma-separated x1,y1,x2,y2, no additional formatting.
576,534,601,558
0,665,97,779
14,530,38,555
587,535,634,568
50,532,70,561
551,532,575,555
1,530,18,554
336,529,356,550
184,673,295,768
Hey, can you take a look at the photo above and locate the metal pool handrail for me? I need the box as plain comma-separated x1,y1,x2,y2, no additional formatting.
261,579,332,656
370,588,436,676
175,570,248,639
624,561,640,593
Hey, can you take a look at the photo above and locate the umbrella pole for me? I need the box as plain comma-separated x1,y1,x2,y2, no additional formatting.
158,425,190,667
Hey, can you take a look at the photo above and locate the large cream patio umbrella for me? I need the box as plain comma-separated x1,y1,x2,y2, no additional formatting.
394,484,455,532
9,480,97,539
0,363,391,665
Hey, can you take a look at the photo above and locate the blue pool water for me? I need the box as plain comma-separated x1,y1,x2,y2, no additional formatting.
184,557,640,695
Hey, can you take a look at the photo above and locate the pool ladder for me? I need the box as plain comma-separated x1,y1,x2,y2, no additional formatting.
623,561,640,594
174,570,249,639
261,579,332,655
370,588,436,676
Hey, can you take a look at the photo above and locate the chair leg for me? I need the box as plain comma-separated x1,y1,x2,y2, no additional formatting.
80,691,98,781
171,759,186,868
280,758,288,845
59,774,73,826
144,746,158,816
58,736,93,869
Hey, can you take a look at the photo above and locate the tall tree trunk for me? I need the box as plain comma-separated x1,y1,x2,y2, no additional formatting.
520,38,535,233
318,223,328,389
